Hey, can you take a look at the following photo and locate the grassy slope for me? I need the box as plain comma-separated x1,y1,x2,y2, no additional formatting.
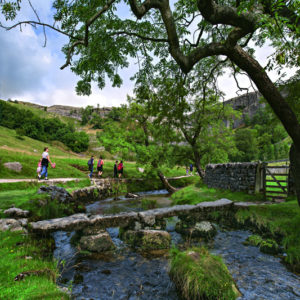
0,125,186,180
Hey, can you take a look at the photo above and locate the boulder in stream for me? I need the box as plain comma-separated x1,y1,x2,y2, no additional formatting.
122,229,171,250
79,230,115,252
175,221,216,239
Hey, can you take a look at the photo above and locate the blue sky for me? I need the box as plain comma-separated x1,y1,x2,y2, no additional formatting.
0,0,295,108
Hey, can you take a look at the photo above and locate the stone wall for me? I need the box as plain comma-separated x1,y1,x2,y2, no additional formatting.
204,162,259,192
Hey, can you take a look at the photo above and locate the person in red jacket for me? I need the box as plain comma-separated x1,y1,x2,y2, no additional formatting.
97,156,104,177
117,160,123,178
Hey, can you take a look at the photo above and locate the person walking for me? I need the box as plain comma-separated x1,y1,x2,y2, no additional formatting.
88,155,94,179
113,160,118,178
189,164,194,175
97,156,104,177
186,166,189,175
38,147,55,180
118,160,124,178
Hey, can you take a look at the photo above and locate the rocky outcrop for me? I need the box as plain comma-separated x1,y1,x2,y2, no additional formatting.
122,230,171,250
224,91,265,129
37,186,73,204
79,230,115,252
4,162,22,172
4,208,30,218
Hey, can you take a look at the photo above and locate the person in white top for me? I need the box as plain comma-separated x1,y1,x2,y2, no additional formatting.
38,147,55,180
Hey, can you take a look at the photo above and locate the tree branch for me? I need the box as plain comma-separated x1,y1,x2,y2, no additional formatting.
0,20,80,40
109,31,168,43
61,0,116,69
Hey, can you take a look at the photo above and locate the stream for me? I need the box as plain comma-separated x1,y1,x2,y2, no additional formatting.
53,190,300,300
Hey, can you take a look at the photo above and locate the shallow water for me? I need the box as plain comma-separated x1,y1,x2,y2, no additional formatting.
53,190,300,300
86,189,171,215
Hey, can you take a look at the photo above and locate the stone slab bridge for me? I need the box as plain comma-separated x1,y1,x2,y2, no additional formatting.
30,199,256,234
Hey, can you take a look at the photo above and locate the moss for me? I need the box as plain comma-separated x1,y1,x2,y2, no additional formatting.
260,239,280,255
244,235,263,247
169,247,240,300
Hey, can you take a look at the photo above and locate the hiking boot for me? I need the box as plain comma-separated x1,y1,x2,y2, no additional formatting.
44,177,48,180
38,175,41,180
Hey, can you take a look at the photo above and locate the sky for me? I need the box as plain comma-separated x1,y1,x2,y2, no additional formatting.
0,0,295,108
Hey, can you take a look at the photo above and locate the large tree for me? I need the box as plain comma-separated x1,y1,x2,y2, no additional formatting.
132,58,238,178
1,0,300,204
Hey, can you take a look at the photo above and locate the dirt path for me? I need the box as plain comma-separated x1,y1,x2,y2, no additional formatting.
0,178,83,184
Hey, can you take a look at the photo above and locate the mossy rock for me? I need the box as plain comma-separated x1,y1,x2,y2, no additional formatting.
122,230,171,250
259,239,280,255
175,221,216,240
169,247,240,300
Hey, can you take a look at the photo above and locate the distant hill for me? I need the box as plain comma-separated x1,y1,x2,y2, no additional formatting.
7,99,112,121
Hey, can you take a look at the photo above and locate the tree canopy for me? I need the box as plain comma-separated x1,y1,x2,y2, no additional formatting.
1,0,300,204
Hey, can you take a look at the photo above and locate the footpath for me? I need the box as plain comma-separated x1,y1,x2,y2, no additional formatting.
0,178,82,184
0,175,195,184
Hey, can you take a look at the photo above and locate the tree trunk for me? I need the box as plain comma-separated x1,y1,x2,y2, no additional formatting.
193,149,205,179
157,170,178,194
228,45,300,207
289,144,300,207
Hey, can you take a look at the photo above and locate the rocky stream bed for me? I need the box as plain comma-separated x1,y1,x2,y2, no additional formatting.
52,190,300,300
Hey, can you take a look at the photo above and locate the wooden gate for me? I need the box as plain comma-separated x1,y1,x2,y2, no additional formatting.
263,160,289,201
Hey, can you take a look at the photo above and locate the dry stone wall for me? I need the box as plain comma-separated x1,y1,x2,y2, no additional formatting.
204,162,259,192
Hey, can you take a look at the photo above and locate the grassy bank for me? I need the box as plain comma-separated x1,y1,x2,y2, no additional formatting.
0,231,69,299
171,183,264,205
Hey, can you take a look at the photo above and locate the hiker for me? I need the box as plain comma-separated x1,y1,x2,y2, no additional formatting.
36,159,42,178
97,156,104,177
189,164,193,175
113,160,118,178
39,147,55,180
88,155,94,179
118,160,124,178
186,166,189,175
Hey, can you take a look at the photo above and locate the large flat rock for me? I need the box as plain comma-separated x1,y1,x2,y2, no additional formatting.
30,213,90,233
89,211,138,228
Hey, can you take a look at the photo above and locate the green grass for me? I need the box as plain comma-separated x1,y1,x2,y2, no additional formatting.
235,200,300,271
171,183,264,205
169,247,239,300
0,231,69,299
0,126,76,157
0,180,91,219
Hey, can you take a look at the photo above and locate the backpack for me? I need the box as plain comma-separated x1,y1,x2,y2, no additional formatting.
97,159,103,167
87,159,92,167
117,163,122,171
